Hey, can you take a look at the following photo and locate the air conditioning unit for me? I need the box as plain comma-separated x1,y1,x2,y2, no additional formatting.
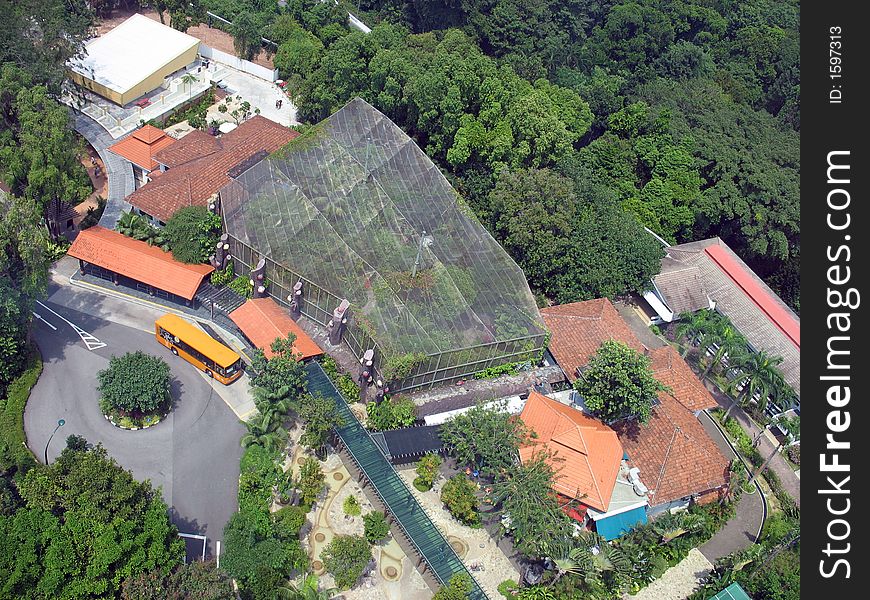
629,467,648,496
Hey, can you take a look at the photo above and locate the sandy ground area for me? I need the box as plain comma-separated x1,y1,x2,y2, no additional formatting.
397,467,520,597
73,141,108,225
284,442,431,600
627,548,712,600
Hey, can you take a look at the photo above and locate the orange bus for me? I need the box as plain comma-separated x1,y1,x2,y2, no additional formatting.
155,314,243,384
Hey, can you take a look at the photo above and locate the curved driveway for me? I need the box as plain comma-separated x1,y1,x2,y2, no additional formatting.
70,109,134,229
25,299,245,557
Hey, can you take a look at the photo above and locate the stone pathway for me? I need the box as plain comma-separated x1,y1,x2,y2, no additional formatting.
288,448,430,600
628,549,712,600
70,109,134,229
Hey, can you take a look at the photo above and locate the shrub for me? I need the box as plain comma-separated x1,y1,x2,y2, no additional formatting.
163,206,222,264
498,579,519,598
363,511,390,544
321,535,372,590
472,362,524,379
343,494,361,516
273,505,307,540
785,444,800,466
79,197,106,229
434,573,473,600
440,475,480,527
228,275,253,298
97,352,170,416
365,396,416,431
0,348,41,478
414,453,441,491
210,261,235,286
298,456,325,507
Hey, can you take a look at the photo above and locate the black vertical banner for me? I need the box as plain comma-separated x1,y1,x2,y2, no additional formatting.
802,1,868,597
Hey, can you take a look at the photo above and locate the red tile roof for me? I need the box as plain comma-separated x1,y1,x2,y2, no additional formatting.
518,391,624,511
127,116,297,223
108,125,176,171
541,299,645,381
648,346,718,412
229,298,323,361
705,244,800,348
67,226,213,300
611,393,730,507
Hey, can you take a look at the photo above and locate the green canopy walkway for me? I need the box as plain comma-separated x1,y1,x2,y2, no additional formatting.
305,361,489,600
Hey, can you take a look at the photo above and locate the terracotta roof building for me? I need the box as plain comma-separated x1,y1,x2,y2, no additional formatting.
229,298,323,361
126,116,297,223
541,298,645,382
648,346,718,413
612,392,730,508
68,226,213,301
541,298,730,510
108,125,176,187
518,391,624,512
644,237,800,400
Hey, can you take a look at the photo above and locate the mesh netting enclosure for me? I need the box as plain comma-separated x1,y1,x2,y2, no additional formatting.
221,98,546,389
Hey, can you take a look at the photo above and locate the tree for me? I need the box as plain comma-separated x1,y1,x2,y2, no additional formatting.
121,559,235,600
0,191,49,387
364,396,416,431
724,350,787,418
163,206,222,264
97,351,171,415
240,408,289,454
0,66,92,212
232,12,262,61
547,532,631,590
116,211,170,249
273,22,324,80
574,340,667,424
747,415,799,487
275,573,338,600
433,573,472,600
363,511,390,545
168,0,205,33
489,454,572,558
440,474,480,527
297,393,343,453
439,402,531,479
320,535,372,590
221,510,307,598
0,0,93,93
413,452,441,491
298,456,325,507
343,494,361,517
699,319,746,379
182,73,197,99
1,445,184,599
250,334,308,405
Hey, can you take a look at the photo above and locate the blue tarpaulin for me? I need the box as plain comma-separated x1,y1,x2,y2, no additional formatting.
595,506,648,540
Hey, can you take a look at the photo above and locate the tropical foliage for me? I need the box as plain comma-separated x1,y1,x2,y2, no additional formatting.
116,211,170,250
413,452,441,491
0,443,185,600
573,340,666,424
298,456,325,507
163,206,223,264
433,573,473,600
440,474,480,527
120,559,235,600
320,535,372,590
363,511,390,544
364,396,416,431
297,393,343,452
97,351,172,416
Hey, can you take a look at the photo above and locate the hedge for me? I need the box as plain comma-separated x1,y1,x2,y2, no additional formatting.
0,348,42,477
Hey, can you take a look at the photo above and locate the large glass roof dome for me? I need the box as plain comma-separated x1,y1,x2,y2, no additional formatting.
221,98,544,358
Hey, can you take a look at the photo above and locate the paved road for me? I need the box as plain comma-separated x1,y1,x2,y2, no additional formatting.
24,298,245,559
697,410,765,562
70,109,134,229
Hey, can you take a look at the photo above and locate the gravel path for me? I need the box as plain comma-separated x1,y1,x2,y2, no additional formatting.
628,549,712,600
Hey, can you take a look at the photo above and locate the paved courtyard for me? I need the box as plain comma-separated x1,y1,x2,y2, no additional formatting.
24,290,246,559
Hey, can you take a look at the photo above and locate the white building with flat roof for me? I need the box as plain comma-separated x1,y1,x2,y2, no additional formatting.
68,14,200,106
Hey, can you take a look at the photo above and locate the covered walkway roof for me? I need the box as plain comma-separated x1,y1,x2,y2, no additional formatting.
228,298,322,360
67,226,213,300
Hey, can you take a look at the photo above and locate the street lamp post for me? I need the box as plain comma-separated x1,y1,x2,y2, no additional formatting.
44,419,65,464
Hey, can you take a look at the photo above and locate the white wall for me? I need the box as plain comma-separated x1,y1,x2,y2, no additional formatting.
199,45,279,82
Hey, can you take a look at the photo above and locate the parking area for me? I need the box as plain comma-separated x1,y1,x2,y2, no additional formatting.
24,292,246,559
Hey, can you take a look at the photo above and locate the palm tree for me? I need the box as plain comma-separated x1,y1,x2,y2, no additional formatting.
701,321,746,379
275,574,338,600
181,73,197,99
546,532,630,589
675,311,707,356
723,350,786,419
240,408,288,452
747,414,800,487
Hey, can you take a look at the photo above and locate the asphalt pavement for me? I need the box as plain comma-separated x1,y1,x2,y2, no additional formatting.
24,298,245,559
